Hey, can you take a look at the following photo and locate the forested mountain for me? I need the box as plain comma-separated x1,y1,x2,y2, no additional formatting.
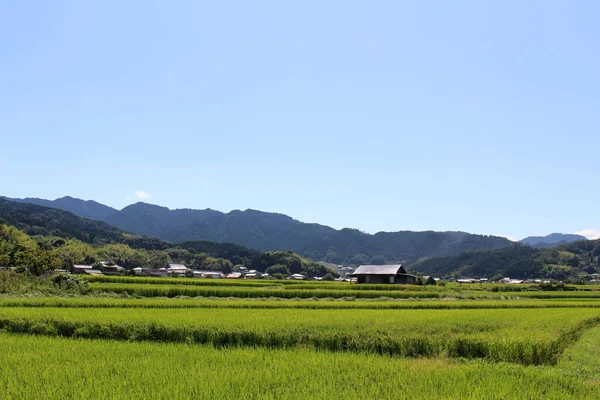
0,198,333,276
413,239,600,280
4,196,515,265
0,197,125,244
519,233,587,248
5,196,117,221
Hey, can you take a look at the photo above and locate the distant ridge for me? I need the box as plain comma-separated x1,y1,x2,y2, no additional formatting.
3,195,514,265
519,233,587,248
5,196,117,221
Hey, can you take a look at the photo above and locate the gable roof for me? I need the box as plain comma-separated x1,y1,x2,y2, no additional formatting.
353,264,406,275
167,263,187,270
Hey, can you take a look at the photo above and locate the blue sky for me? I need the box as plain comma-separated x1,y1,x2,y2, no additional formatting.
1,0,599,240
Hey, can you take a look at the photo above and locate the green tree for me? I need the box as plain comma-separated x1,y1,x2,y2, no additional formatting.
265,264,290,276
148,250,169,269
322,273,335,281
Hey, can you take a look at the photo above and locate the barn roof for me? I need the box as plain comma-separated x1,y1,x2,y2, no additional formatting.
353,264,406,275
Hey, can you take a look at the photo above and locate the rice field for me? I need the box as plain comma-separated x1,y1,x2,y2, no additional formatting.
4,296,600,310
2,277,600,398
1,333,598,400
0,307,598,365
87,281,600,300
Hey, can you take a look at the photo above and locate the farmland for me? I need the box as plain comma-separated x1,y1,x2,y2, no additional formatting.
1,276,600,398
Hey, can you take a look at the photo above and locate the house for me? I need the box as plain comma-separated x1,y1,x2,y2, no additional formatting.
73,265,93,274
244,270,262,279
149,268,167,278
99,261,125,276
83,269,103,276
499,277,524,284
192,270,225,279
351,265,416,284
289,273,305,280
226,272,243,279
166,263,188,277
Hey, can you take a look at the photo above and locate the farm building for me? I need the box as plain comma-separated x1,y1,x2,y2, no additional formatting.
83,269,103,276
351,265,416,284
192,270,225,279
72,265,93,274
166,263,188,276
99,261,124,276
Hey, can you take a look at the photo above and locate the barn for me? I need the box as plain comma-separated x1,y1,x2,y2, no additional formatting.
351,264,416,284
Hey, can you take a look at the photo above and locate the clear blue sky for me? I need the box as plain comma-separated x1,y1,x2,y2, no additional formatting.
1,1,599,240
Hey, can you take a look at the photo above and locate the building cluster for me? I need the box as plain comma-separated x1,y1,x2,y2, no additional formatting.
64,262,315,280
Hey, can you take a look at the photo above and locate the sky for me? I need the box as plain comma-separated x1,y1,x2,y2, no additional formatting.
1,0,599,241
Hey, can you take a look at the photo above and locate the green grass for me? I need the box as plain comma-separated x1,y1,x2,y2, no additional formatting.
4,296,600,310
558,324,600,383
0,307,598,365
87,281,600,300
0,333,597,399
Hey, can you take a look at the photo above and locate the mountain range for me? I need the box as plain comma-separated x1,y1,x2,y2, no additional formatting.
5,196,515,265
1,196,597,278
519,233,588,248
5,195,591,266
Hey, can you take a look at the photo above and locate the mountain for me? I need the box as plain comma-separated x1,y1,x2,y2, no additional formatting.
0,197,125,243
0,198,334,276
5,196,117,221
413,239,600,280
519,233,588,248
0,197,261,261
4,196,515,265
105,203,515,264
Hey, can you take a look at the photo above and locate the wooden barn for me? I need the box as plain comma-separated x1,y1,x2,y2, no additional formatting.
351,264,417,284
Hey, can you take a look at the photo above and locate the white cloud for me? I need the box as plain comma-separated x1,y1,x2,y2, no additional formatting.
574,228,600,240
133,191,151,200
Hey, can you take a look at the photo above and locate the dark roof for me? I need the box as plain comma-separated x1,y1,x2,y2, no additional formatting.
352,265,406,275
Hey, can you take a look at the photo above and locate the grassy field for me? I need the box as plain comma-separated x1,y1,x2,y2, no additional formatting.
0,307,598,365
2,277,600,398
5,296,600,309
87,281,600,300
1,333,598,399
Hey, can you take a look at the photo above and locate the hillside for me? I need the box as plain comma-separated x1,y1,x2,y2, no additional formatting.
413,239,600,280
0,198,333,276
5,196,515,265
0,197,125,244
519,233,587,248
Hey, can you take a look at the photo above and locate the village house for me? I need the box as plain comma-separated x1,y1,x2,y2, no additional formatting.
192,270,225,279
244,270,262,279
99,261,124,276
84,269,104,276
166,263,188,277
72,265,93,274
149,268,167,277
351,265,416,284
